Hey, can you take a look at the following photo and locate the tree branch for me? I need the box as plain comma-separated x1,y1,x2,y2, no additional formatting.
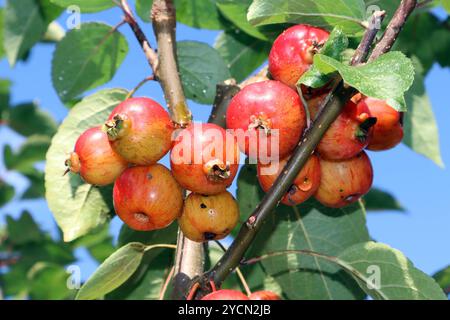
196,1,417,295
351,10,386,66
369,0,417,61
152,0,192,126
172,229,205,299
119,0,158,74
208,80,240,128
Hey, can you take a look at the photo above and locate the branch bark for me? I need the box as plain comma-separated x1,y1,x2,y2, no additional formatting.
196,0,417,294
351,10,386,66
369,0,417,61
119,0,158,74
152,0,192,127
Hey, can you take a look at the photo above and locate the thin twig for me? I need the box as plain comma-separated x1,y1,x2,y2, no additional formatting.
159,266,175,300
351,10,386,66
235,268,252,296
118,0,159,74
369,0,418,61
125,75,155,99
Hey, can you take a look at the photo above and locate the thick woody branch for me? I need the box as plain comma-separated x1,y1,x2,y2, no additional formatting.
369,0,417,61
197,1,417,294
152,0,192,126
172,229,205,300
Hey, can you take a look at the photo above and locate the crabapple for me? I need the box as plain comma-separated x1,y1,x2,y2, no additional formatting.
113,164,183,231
357,97,404,151
66,126,128,186
170,122,239,195
226,80,306,161
257,154,321,206
249,291,281,300
314,152,373,208
201,289,249,300
269,24,330,88
178,191,239,242
104,97,174,165
308,93,376,160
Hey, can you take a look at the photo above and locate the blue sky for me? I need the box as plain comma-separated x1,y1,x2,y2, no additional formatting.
0,2,449,283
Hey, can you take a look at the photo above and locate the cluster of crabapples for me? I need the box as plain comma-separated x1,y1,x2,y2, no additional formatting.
228,24,403,210
66,97,240,242
66,24,403,251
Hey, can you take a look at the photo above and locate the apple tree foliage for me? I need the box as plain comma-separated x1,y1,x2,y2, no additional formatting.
0,0,449,300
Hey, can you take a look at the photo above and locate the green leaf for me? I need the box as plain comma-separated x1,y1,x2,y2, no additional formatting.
1,264,30,297
302,52,415,111
136,0,153,22
0,235,75,297
395,13,450,73
214,31,270,82
247,0,366,34
0,179,14,208
3,0,47,66
403,58,444,167
0,9,5,59
76,242,146,300
443,0,450,12
52,23,129,102
108,249,174,300
216,0,268,40
22,169,45,199
0,79,11,115
4,135,51,173
177,41,231,104
49,0,115,13
70,224,114,263
118,223,178,247
105,223,177,299
136,0,223,29
175,0,224,30
6,211,43,245
433,265,450,293
6,102,58,137
45,88,127,242
363,188,405,212
235,164,262,229
28,262,75,300
238,164,370,299
298,27,349,89
337,242,447,300
38,0,64,24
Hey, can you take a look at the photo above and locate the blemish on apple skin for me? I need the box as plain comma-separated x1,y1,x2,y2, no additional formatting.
134,212,150,223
